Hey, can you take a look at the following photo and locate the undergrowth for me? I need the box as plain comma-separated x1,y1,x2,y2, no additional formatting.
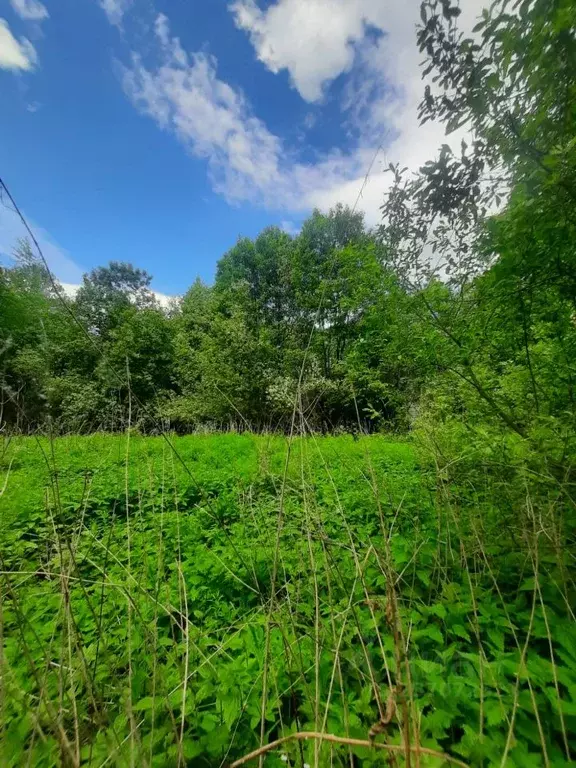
0,433,574,767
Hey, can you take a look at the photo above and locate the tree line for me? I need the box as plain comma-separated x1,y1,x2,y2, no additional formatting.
0,207,417,433
1,0,574,458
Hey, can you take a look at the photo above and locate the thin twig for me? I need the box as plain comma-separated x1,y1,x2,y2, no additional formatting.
228,730,469,768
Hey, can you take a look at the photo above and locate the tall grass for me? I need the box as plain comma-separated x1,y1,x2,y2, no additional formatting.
0,429,574,766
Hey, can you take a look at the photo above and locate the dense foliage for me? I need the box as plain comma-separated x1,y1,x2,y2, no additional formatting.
1,434,574,767
0,207,413,434
1,0,575,765
0,0,575,442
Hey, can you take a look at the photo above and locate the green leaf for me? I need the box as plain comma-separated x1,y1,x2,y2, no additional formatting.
414,624,444,645
485,698,507,726
452,624,471,640
429,603,448,620
133,697,155,711
487,628,504,652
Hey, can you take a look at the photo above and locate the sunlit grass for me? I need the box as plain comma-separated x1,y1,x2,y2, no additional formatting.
0,433,573,767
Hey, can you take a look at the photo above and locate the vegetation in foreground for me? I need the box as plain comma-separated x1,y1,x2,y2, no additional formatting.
1,433,575,766
1,0,576,765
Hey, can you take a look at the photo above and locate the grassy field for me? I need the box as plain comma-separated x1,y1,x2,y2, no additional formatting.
0,434,574,767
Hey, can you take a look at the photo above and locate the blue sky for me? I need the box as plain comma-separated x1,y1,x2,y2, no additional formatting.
0,0,483,297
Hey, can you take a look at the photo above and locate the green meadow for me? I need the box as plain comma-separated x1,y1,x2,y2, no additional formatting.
1,434,574,766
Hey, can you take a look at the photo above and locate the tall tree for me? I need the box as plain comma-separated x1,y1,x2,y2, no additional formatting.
75,261,157,337
379,0,576,440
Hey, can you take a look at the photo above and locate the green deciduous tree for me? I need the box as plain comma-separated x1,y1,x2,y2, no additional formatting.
75,261,157,337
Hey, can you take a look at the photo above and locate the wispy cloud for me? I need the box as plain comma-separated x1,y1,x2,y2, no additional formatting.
229,0,487,223
100,0,133,27
122,16,286,207
0,17,37,71
122,15,373,211
9,0,48,22
121,2,486,227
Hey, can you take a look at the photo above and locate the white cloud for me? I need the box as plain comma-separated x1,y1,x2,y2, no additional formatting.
123,15,375,209
154,13,191,68
0,18,37,71
153,290,175,309
228,0,488,224
303,0,487,221
60,282,80,299
100,0,132,27
118,14,398,226
230,0,389,103
9,0,48,22
280,220,300,236
122,3,486,229
122,24,285,207
60,282,175,308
